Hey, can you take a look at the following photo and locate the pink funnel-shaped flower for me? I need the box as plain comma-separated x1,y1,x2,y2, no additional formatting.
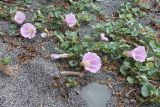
100,33,108,41
82,52,102,73
127,46,147,62
14,11,26,24
20,23,36,39
51,54,69,60
65,13,77,27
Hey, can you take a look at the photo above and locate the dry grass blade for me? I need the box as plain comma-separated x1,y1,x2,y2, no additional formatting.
0,64,19,76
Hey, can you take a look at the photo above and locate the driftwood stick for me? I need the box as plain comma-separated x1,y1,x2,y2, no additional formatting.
149,80,160,87
60,71,84,78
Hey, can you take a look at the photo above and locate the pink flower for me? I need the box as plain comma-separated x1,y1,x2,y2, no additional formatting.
20,23,36,39
127,46,147,62
65,13,77,27
51,54,69,60
100,33,108,41
14,11,26,24
82,52,101,73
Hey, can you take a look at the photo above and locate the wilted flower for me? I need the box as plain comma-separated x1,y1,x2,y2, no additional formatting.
127,46,147,62
14,11,26,24
51,54,69,60
100,33,108,41
20,23,36,39
82,52,101,73
65,13,77,27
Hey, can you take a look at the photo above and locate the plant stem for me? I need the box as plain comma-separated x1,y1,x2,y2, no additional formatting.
126,89,137,97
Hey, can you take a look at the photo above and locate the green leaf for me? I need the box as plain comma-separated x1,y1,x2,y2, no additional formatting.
119,44,130,49
120,65,128,76
127,76,134,84
146,62,154,69
123,61,131,68
138,1,152,9
9,7,17,14
61,41,70,49
141,85,149,97
66,77,77,88
0,31,5,36
65,31,78,42
1,56,11,65
147,68,157,76
155,88,160,96
53,31,65,43
131,28,138,36
8,24,17,36
34,22,42,29
24,0,32,4
69,60,78,67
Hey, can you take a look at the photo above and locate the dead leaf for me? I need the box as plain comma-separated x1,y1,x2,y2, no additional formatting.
0,64,19,76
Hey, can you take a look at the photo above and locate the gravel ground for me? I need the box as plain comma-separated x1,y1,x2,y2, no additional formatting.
0,0,159,107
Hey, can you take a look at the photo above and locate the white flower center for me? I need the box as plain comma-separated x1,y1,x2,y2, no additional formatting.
83,60,90,67
28,28,33,34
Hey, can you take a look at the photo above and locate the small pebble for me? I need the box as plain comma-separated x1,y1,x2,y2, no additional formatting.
41,32,47,38
80,82,112,107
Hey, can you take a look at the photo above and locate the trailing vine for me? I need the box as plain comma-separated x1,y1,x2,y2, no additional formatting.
0,0,160,104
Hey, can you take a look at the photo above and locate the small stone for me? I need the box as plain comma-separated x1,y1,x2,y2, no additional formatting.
80,82,112,107
41,32,47,38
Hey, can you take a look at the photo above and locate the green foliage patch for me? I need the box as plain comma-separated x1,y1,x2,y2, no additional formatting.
0,0,160,104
